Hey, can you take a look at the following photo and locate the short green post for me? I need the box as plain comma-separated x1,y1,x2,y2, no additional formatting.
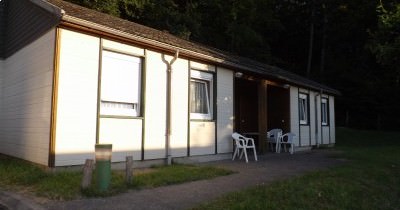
95,144,112,191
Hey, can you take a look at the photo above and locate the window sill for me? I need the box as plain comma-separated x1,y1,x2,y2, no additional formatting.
100,115,144,120
190,119,215,122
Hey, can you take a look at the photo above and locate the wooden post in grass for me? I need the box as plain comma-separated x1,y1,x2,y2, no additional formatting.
81,159,94,189
126,156,133,184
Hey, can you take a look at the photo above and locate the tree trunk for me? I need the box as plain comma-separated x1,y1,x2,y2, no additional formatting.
306,1,315,78
320,3,327,79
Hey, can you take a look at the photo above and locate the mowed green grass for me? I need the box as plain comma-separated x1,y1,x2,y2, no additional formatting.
0,156,233,200
194,128,400,210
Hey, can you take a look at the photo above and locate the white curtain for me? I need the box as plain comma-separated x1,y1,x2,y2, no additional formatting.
190,80,209,114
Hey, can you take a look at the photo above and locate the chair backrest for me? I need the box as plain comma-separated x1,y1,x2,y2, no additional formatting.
267,129,282,142
232,132,244,145
281,132,296,143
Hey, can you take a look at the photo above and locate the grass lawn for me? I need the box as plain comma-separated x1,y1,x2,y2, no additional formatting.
0,157,233,200
194,127,400,210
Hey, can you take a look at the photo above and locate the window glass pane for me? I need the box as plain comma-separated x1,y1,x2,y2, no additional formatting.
100,50,141,116
190,80,209,114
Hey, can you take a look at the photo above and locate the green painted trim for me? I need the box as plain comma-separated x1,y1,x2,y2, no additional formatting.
187,60,191,157
214,67,218,154
298,88,301,146
141,50,147,161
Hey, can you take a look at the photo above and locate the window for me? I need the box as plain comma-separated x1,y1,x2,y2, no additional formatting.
321,98,329,125
299,93,308,125
100,50,141,117
190,70,213,120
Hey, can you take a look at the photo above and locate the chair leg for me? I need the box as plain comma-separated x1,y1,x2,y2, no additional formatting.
276,142,280,153
252,147,258,161
243,149,248,163
232,147,238,160
239,148,244,160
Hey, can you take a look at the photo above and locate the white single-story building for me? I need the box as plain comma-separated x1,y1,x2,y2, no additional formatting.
0,0,340,167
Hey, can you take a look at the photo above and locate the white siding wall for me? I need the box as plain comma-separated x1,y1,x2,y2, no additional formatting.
0,29,55,165
144,50,167,159
309,91,316,146
329,96,336,144
55,29,99,166
315,93,322,146
216,68,233,153
170,58,189,157
99,118,142,161
322,126,330,144
289,86,300,146
190,121,215,155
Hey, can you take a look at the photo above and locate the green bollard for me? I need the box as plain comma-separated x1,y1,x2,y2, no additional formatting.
95,144,112,191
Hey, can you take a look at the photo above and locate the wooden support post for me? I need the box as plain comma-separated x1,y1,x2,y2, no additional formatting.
258,80,268,154
81,159,94,189
125,156,133,184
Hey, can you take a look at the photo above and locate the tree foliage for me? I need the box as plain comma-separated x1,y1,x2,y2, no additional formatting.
65,0,400,130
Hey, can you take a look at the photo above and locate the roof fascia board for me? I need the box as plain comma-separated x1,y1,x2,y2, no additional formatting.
30,0,65,18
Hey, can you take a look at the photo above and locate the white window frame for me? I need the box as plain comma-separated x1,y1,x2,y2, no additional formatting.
190,70,213,120
100,50,142,117
321,98,329,126
299,93,308,125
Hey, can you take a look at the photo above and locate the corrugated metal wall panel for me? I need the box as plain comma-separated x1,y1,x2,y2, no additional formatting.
3,0,60,58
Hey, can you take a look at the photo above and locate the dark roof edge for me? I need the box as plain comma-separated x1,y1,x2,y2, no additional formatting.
31,0,65,17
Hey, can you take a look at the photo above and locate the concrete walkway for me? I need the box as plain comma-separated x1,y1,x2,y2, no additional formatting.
1,150,344,210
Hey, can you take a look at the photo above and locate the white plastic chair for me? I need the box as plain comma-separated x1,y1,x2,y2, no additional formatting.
277,132,296,154
267,128,282,152
232,132,258,163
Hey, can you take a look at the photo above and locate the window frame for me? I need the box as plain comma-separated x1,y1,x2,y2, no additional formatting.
299,93,309,125
190,69,214,120
321,97,329,126
99,49,142,117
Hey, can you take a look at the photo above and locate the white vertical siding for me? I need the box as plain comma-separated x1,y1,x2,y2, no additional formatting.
99,118,142,161
289,86,300,146
170,58,189,157
190,121,215,155
55,29,99,166
144,50,167,159
329,96,336,144
102,39,144,56
0,29,55,165
315,93,322,146
322,127,330,144
309,91,316,146
217,67,233,153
